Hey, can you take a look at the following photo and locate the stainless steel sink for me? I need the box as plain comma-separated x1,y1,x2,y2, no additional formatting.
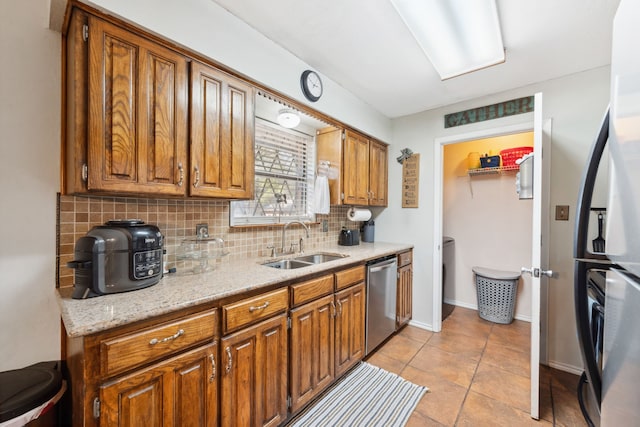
261,259,313,269
261,252,348,269
293,252,347,264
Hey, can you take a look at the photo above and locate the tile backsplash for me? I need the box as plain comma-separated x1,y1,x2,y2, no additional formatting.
57,194,359,288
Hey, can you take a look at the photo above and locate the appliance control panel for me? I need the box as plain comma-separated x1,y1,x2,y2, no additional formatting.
133,249,163,279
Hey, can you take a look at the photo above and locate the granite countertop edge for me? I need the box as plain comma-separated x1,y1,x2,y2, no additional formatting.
57,242,413,337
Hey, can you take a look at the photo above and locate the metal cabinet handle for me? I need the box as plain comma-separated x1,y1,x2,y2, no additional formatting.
225,347,232,374
331,301,336,317
177,163,184,187
209,354,216,382
337,300,343,317
149,329,184,345
249,301,270,312
193,166,200,188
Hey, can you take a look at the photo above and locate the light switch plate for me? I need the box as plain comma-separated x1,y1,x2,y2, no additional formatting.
322,220,329,232
555,205,570,221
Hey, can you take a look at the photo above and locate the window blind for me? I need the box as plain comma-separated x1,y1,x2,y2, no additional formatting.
231,119,315,226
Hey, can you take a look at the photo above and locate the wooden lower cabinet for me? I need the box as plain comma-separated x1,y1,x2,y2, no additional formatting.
99,342,218,426
220,313,288,427
289,294,336,413
397,257,413,328
334,282,366,378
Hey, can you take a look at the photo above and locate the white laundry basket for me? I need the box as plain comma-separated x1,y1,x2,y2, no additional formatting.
472,267,521,324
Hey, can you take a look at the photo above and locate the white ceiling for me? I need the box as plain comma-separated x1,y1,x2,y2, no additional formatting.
212,0,621,119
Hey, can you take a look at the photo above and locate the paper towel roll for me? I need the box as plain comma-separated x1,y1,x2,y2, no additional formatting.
347,207,372,222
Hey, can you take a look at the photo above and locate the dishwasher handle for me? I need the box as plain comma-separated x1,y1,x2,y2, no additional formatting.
368,259,397,273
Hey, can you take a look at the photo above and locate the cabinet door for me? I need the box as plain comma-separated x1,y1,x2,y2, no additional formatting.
397,263,413,328
335,282,366,377
290,294,335,413
342,131,370,205
221,314,287,427
190,61,255,199
99,343,217,427
369,140,388,207
87,16,188,195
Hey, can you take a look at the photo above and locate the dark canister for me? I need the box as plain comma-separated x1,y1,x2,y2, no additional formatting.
362,220,375,242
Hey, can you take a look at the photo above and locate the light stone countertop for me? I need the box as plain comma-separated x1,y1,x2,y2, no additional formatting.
56,242,413,337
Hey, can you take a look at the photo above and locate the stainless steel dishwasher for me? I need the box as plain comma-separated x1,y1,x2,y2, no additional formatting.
365,255,398,355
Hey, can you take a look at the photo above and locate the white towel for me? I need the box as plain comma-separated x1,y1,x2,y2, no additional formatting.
314,175,330,214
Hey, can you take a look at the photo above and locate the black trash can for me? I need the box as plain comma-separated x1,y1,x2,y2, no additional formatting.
0,361,66,426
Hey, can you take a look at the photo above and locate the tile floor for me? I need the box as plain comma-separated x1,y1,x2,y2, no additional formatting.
365,307,588,426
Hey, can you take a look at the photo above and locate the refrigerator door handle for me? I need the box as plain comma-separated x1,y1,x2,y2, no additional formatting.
574,109,609,261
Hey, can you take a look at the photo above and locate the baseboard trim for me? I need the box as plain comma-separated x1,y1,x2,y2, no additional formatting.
407,319,433,332
547,360,583,376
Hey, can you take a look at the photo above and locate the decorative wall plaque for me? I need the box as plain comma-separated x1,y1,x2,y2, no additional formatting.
402,154,420,208
444,96,534,128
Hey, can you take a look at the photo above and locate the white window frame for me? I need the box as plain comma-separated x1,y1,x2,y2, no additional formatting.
230,118,316,226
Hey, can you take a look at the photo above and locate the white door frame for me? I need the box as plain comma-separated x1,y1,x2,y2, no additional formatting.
431,122,534,332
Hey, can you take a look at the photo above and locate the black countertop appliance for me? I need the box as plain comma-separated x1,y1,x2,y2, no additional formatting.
338,227,359,246
68,219,164,299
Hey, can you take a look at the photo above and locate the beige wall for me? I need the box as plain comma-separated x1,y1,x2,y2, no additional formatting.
443,134,533,320
0,0,62,370
379,67,610,372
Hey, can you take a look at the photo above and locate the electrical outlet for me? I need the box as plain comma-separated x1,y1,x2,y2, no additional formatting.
196,223,209,237
322,220,329,232
555,205,570,221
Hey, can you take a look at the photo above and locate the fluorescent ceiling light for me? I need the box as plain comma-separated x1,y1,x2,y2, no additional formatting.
277,108,300,128
390,0,505,80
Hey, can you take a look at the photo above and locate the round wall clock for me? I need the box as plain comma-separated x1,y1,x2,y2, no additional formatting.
300,70,323,102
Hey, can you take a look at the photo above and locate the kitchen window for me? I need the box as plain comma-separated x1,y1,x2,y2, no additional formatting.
230,118,315,226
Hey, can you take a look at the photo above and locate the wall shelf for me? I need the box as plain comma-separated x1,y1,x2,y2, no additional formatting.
468,165,519,176
466,165,519,197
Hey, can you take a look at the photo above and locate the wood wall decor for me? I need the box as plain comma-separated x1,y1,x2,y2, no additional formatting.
402,154,420,208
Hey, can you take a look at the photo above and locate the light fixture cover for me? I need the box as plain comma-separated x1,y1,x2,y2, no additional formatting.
277,108,301,128
391,0,505,80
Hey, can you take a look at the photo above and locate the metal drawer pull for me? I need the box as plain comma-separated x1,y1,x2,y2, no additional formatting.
209,354,216,382
193,166,200,188
249,301,270,312
177,163,184,187
149,329,184,345
225,347,232,374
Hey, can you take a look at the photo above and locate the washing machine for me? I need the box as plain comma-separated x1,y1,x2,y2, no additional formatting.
442,237,455,320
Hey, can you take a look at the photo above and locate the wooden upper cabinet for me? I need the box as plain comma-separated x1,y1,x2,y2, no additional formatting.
64,9,255,199
369,140,388,206
316,128,388,206
190,61,255,199
86,15,188,195
343,131,370,205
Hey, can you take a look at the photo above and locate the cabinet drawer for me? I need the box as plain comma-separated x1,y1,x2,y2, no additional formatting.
100,309,217,377
223,288,288,334
335,265,365,290
398,250,412,267
290,274,334,307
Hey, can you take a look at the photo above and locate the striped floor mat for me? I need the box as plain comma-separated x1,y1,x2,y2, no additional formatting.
289,362,428,427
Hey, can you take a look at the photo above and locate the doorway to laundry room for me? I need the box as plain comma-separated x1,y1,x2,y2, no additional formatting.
441,132,534,324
